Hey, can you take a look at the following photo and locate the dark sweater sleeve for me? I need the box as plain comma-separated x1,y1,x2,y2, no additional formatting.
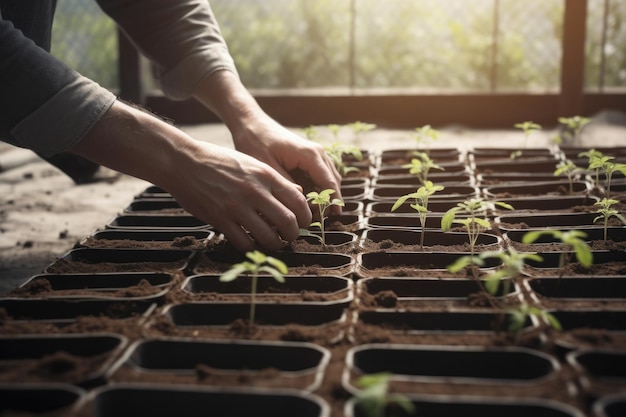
0,18,116,157
96,0,237,100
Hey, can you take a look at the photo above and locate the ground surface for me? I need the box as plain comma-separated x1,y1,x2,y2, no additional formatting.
1,114,625,295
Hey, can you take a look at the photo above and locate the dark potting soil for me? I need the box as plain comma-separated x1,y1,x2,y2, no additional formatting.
4,151,626,417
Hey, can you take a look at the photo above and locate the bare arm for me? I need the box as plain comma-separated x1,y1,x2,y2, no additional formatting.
193,70,343,206
70,100,312,251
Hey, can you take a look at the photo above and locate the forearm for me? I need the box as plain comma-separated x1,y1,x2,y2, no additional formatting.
69,100,198,191
193,70,265,145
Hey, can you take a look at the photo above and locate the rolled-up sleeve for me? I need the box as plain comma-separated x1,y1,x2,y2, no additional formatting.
97,0,238,100
0,18,116,156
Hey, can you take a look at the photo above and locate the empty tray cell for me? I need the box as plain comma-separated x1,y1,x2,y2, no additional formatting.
0,333,127,387
119,338,330,391
346,344,558,384
106,214,209,230
356,310,533,334
89,385,329,417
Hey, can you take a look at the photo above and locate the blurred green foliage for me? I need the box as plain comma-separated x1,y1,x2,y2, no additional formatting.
50,0,625,92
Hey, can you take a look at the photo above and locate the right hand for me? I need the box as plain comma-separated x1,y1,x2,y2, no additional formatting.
166,140,313,251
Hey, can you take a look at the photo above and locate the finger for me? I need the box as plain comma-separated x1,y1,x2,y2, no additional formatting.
218,221,257,252
261,184,311,239
240,209,286,250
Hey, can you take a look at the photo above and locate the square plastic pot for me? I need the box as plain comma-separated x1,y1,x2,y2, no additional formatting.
86,384,330,417
17,272,173,303
0,333,127,387
44,248,195,274
112,337,330,391
0,383,86,415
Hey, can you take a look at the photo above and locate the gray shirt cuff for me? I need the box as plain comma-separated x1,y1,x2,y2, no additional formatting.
11,76,116,157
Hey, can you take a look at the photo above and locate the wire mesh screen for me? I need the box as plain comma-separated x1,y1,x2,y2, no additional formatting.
48,0,625,94
586,0,626,91
211,0,564,92
51,0,118,89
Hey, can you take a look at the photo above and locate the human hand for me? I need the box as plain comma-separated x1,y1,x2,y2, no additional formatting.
193,71,342,213
167,141,313,251
231,114,343,214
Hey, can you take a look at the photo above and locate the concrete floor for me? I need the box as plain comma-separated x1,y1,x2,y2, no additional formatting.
1,114,625,294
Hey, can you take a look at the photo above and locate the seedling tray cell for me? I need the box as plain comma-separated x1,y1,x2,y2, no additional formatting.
117,337,330,391
526,276,626,301
359,276,517,300
164,301,348,327
345,344,559,383
0,384,86,414
106,214,210,230
356,310,533,334
0,333,127,387
345,394,584,417
88,385,330,417
0,298,155,324
183,274,352,297
18,272,173,302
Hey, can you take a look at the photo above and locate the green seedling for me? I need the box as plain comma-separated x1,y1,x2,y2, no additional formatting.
508,304,562,333
301,189,345,246
554,159,582,195
347,121,377,140
522,229,593,277
323,142,364,176
327,123,342,139
579,149,605,189
593,198,626,241
402,151,444,184
219,250,288,329
595,158,626,198
514,120,541,153
558,115,590,143
412,124,440,155
447,247,543,296
354,372,416,417
391,180,445,249
442,198,513,257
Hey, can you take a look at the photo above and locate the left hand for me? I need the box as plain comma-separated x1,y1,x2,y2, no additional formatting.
232,114,342,200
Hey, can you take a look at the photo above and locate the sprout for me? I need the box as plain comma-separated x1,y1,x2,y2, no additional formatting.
219,250,287,329
391,180,444,249
301,189,345,246
354,372,416,417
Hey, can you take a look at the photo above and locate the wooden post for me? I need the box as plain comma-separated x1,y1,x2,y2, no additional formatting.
559,0,587,117
117,28,144,104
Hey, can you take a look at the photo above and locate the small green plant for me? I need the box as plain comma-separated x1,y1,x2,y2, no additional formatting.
219,250,288,329
578,149,605,189
347,121,377,140
514,120,541,152
323,142,364,176
442,198,513,256
594,158,626,198
391,180,445,249
354,372,416,417
412,124,440,154
402,151,444,184
593,198,626,241
554,159,582,195
558,115,590,143
447,247,543,296
508,304,562,333
522,230,593,277
301,189,345,246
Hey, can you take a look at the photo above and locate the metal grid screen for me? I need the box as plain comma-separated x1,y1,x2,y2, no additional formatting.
49,0,626,93
51,0,118,89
